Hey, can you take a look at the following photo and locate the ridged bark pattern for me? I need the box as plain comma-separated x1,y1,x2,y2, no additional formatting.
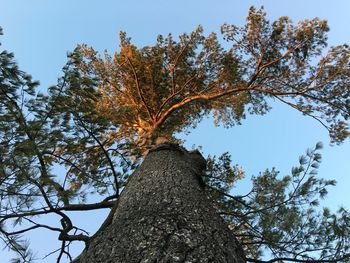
75,144,245,262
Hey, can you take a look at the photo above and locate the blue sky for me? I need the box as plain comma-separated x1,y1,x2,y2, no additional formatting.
1,0,350,262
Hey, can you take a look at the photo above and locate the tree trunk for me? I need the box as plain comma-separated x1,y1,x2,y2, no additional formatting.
74,143,245,262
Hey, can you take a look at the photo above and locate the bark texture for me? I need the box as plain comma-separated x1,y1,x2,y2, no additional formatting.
74,143,245,262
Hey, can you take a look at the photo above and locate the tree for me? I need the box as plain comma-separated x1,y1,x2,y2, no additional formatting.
1,7,350,262
72,144,246,263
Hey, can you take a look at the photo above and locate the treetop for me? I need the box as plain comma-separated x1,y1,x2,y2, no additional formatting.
53,7,349,150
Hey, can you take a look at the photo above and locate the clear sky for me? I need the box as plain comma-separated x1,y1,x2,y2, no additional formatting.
1,1,350,262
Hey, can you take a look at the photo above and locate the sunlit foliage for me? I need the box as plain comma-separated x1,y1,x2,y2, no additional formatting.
1,7,350,262
60,7,349,149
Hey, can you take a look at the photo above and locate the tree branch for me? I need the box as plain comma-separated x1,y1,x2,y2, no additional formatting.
126,57,154,122
155,85,250,128
75,114,120,195
155,74,197,120
1,200,115,222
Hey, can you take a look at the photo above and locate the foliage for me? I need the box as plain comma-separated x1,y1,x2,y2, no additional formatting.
60,6,349,148
1,6,350,263
207,143,350,262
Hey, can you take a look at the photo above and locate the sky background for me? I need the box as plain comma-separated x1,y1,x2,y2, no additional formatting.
1,0,350,262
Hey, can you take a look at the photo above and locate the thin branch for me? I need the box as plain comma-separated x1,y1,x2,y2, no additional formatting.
33,76,67,139
1,200,114,222
56,240,66,263
75,114,120,195
126,57,154,122
0,233,30,262
1,90,69,205
170,42,189,94
273,95,330,131
247,43,304,87
155,85,250,128
155,74,197,120
0,223,61,236
104,78,126,95
207,185,255,211
42,150,90,180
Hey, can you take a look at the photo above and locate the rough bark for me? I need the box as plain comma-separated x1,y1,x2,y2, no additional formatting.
74,143,246,263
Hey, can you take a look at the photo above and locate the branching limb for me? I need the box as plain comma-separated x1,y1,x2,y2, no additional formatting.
0,200,114,223
75,114,120,195
126,57,154,122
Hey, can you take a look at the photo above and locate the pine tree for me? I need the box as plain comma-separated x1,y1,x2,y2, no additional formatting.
1,7,350,262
